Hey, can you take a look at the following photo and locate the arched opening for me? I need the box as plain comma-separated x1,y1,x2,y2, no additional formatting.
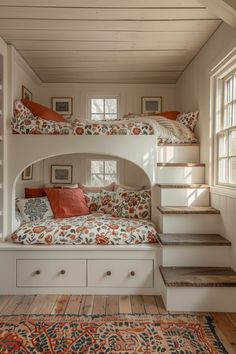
12,152,152,232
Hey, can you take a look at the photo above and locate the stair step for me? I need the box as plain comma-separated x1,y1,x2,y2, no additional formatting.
157,206,220,215
157,233,231,246
157,163,205,167
157,143,200,146
160,266,236,287
156,184,209,189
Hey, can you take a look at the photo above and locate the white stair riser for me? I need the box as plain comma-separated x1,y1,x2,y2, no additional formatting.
162,246,231,267
157,145,199,163
156,166,205,184
156,187,209,206
155,211,220,233
162,285,236,312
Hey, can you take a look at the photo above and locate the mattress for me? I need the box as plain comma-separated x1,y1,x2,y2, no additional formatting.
11,115,198,143
11,213,159,245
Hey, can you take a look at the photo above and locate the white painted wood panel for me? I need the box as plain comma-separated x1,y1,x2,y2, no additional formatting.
0,19,221,32
9,39,205,51
156,166,205,184
156,187,210,206
1,30,212,43
87,259,154,288
17,259,86,287
0,8,218,20
156,145,200,163
0,1,205,8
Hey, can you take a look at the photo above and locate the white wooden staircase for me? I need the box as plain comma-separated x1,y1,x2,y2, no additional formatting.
154,143,236,312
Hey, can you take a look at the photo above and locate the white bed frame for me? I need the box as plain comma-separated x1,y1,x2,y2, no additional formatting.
0,134,161,296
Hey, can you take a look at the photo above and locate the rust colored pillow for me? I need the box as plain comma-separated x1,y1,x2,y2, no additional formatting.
25,188,46,198
22,99,66,122
44,188,89,218
157,111,180,120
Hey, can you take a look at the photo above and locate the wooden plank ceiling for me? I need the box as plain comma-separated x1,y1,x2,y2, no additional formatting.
0,0,221,83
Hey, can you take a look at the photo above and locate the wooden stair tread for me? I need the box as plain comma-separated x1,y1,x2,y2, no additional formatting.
157,162,205,167
157,143,200,147
157,206,220,214
156,183,209,189
157,233,231,246
160,266,236,287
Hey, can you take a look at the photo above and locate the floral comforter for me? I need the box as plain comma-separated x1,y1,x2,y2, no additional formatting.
11,213,158,245
11,115,198,143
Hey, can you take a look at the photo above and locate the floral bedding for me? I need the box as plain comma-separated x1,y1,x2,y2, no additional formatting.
11,114,198,143
11,213,158,246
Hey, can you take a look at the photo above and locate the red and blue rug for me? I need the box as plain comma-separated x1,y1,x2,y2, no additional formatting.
0,313,227,353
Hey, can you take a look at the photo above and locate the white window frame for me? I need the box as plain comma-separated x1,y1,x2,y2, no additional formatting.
210,48,236,192
88,95,119,121
88,158,119,186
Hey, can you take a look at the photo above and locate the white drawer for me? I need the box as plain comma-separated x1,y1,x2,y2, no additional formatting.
88,259,153,288
17,259,86,288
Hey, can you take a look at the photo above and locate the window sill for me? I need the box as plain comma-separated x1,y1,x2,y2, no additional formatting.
210,186,236,198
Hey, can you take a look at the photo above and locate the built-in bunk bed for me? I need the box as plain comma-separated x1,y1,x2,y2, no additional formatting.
0,99,199,295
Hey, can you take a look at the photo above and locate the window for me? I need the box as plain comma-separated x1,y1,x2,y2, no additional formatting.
89,96,118,121
90,160,118,185
216,70,236,187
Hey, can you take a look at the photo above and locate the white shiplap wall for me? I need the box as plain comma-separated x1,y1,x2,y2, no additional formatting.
176,23,236,270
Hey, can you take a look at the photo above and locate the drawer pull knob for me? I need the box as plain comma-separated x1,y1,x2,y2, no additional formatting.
60,270,66,275
130,271,135,276
106,271,111,276
35,270,41,275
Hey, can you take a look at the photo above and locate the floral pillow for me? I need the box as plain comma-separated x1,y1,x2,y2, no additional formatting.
16,197,53,222
98,190,117,214
113,189,151,220
176,111,199,131
85,192,101,213
14,100,34,119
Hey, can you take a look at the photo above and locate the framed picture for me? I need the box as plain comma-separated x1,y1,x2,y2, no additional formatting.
22,85,32,101
141,96,162,114
51,97,73,116
22,165,33,181
51,165,72,184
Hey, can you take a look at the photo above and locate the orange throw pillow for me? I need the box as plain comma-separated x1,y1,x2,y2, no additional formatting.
25,188,47,198
44,188,89,218
22,99,66,122
157,111,180,120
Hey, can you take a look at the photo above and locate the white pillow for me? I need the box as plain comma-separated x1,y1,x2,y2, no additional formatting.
16,197,53,222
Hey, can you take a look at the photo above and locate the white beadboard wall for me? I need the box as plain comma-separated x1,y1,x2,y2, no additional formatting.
176,23,236,271
16,153,150,198
39,83,176,121
211,193,236,270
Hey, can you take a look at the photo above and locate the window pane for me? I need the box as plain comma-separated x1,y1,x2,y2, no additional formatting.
91,174,104,186
224,104,233,128
218,133,228,157
225,76,233,104
104,174,117,184
233,101,236,126
229,130,236,155
218,158,228,183
230,157,236,184
105,99,117,114
91,160,104,174
105,160,117,174
91,99,104,114
91,114,104,121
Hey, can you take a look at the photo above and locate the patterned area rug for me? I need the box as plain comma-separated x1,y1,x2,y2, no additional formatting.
0,313,227,353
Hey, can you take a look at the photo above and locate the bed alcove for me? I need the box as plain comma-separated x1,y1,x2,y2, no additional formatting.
6,134,157,237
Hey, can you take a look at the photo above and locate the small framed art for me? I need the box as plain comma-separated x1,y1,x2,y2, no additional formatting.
22,165,33,181
51,97,73,117
22,85,32,101
51,165,73,184
141,96,162,114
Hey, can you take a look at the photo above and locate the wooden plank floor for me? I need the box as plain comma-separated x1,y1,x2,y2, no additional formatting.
0,295,235,352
